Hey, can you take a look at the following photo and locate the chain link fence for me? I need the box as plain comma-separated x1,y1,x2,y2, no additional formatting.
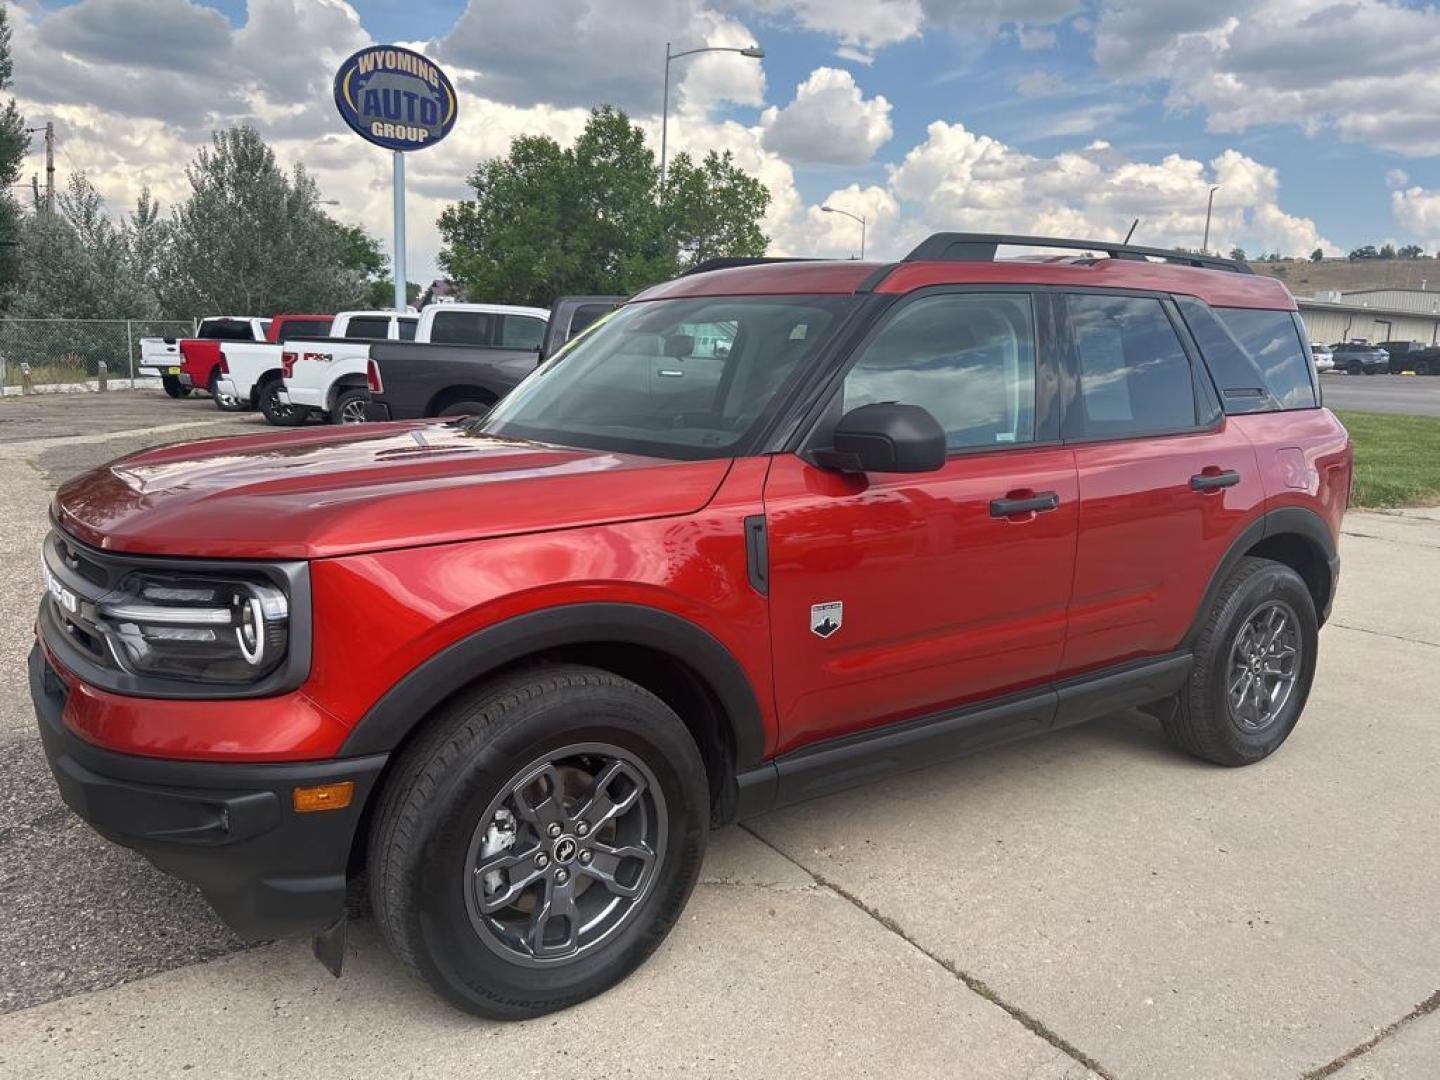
0,318,197,390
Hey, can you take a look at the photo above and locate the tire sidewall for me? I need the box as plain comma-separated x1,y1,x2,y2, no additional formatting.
334,388,369,425
1196,563,1318,762
398,679,707,1017
259,380,307,426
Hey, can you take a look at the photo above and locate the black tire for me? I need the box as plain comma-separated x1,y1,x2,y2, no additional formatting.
209,370,250,412
332,387,370,425
369,664,708,1020
1161,557,1318,767
1415,360,1432,376
257,378,309,426
1347,361,1362,375
437,399,493,419
161,375,191,399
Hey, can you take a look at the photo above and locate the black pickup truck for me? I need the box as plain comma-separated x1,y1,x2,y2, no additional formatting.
362,296,622,422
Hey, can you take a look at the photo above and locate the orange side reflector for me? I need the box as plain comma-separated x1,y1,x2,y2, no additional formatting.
293,781,355,813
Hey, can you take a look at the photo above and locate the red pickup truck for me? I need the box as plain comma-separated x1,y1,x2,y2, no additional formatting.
177,315,331,410
32,233,1350,1020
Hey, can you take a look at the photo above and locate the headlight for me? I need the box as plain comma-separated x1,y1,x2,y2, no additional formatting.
97,572,290,684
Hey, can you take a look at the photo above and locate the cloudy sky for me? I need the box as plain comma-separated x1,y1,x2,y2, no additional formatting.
11,0,1440,283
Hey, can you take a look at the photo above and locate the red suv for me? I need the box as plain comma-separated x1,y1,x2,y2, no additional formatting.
31,234,1350,1019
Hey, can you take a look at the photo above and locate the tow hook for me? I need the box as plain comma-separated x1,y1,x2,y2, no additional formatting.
313,914,348,977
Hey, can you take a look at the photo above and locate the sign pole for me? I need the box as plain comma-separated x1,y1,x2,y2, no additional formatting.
393,150,407,311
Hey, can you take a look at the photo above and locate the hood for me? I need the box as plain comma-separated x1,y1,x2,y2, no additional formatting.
54,420,732,559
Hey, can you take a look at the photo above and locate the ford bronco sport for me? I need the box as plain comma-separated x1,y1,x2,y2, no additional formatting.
31,233,1351,1019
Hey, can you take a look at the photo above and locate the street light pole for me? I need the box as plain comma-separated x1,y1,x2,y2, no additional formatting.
821,205,867,259
1202,184,1221,255
660,42,764,198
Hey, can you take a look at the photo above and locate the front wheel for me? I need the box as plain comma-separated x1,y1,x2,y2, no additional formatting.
161,375,191,399
257,379,309,426
1161,557,1318,766
368,665,709,1019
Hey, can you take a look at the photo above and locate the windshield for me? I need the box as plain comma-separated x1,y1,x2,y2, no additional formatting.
475,295,854,459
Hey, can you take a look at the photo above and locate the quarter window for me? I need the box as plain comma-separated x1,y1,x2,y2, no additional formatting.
430,311,494,345
397,318,418,341
1065,294,1196,437
840,293,1037,450
500,315,546,350
1213,307,1317,409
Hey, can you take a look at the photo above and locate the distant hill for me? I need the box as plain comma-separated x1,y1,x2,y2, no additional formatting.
1250,258,1440,297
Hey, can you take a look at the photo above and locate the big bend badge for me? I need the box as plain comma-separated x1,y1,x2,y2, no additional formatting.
810,601,843,639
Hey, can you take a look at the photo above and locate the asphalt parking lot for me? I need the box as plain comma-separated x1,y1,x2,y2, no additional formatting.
1,390,1439,1079
1321,372,1440,417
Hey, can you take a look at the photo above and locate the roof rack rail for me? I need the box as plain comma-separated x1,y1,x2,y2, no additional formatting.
903,233,1253,275
683,256,820,276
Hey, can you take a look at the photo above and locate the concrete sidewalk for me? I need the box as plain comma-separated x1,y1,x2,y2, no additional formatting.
1,393,1438,1078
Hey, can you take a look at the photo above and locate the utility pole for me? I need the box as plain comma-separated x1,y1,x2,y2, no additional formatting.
44,123,55,214
31,175,40,211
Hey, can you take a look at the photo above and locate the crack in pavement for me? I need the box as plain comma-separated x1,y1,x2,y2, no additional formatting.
1304,987,1440,1078
1341,529,1440,552
740,823,1112,1080
1328,620,1440,650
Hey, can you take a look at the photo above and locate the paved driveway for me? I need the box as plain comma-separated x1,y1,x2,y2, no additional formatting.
1,390,1438,1079
1320,372,1440,416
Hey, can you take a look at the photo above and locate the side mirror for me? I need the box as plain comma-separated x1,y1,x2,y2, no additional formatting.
814,403,947,474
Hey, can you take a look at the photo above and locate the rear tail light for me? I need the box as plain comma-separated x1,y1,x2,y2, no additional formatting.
366,358,383,394
281,351,296,378
218,354,229,375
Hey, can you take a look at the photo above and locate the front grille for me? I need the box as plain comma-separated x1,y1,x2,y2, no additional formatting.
41,529,124,673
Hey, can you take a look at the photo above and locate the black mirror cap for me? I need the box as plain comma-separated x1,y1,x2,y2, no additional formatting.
820,402,947,474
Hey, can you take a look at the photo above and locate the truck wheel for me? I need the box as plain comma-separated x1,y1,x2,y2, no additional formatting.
1161,557,1318,767
258,379,309,426
437,400,493,419
333,387,370,425
1347,361,1362,375
1416,360,1432,376
369,664,708,1020
161,376,191,399
209,370,249,412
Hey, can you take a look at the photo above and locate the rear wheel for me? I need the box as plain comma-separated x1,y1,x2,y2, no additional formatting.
1161,557,1318,766
209,370,249,412
437,399,493,419
161,375,191,399
1347,361,1362,375
1415,359,1432,376
369,664,708,1019
333,387,370,425
257,378,309,426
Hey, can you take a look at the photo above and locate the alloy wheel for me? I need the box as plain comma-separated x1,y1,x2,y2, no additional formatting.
1226,600,1301,731
339,399,368,424
464,743,666,967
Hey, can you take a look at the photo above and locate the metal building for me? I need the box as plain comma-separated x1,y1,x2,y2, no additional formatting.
1297,288,1440,346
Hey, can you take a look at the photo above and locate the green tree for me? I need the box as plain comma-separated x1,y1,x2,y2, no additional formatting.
662,150,769,270
1398,243,1425,259
439,106,770,306
1310,247,1324,262
0,4,31,303
159,126,380,316
1349,245,1379,260
1379,242,1397,259
1228,246,1247,262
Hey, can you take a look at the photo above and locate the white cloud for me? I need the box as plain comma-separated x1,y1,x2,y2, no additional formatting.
1094,1,1440,156
886,121,1335,258
1392,185,1440,250
740,0,925,51
760,68,893,166
1015,25,1058,49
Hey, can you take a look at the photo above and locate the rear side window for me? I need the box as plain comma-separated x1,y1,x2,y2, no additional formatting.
1212,307,1316,409
346,316,391,340
431,311,494,345
1065,294,1196,438
500,315,546,350
569,304,614,339
397,318,418,341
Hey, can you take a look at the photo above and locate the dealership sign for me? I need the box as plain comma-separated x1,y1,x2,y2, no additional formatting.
333,45,457,152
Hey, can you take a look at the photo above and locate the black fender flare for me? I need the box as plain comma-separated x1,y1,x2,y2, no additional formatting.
1185,506,1339,646
337,602,767,769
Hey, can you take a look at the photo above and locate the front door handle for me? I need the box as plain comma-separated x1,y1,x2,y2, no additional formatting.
1191,468,1241,492
990,490,1060,517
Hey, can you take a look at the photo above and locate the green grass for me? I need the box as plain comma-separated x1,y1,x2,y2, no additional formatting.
2,358,90,388
1335,410,1440,509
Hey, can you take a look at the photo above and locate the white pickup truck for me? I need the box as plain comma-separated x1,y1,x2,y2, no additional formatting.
276,303,547,425
139,317,269,398
216,312,410,423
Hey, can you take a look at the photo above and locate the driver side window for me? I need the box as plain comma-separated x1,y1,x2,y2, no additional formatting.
840,293,1037,451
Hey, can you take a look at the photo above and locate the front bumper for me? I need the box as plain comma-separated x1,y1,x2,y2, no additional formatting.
30,644,387,940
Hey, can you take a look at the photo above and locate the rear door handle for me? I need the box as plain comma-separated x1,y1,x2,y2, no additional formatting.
1190,469,1241,492
990,491,1060,517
